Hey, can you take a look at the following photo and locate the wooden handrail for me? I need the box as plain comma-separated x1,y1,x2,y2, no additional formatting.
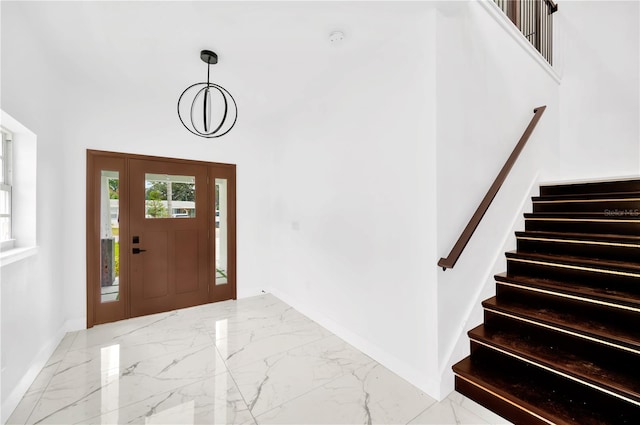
438,106,547,271
544,0,559,14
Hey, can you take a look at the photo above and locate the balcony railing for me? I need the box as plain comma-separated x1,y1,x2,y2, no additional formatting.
494,0,559,65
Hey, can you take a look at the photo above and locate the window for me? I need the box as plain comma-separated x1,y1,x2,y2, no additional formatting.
0,110,38,265
0,129,12,243
144,173,196,219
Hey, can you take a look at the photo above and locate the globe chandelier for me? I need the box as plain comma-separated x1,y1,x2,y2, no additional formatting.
177,50,238,138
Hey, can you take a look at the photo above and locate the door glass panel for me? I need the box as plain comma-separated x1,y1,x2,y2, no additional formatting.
101,170,120,303
215,178,228,285
144,174,196,218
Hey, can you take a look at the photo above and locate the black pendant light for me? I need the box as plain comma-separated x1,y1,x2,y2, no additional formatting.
177,50,238,138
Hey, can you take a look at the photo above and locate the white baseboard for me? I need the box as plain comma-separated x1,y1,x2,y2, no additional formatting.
236,287,268,300
269,288,442,401
1,324,66,424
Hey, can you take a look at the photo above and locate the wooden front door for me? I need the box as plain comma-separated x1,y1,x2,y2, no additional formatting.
129,159,209,317
87,151,236,327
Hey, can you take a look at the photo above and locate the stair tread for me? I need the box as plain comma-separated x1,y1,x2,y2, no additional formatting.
482,296,640,352
505,250,640,272
528,212,640,217
453,357,568,425
524,213,639,235
524,212,640,220
542,177,640,184
453,356,639,425
495,272,640,310
540,178,640,197
469,324,640,403
533,192,640,201
515,230,640,244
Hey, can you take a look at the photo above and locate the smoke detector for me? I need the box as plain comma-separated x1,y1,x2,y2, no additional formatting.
329,31,345,44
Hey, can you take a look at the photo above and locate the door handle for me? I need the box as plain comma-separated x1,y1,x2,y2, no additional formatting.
132,248,147,254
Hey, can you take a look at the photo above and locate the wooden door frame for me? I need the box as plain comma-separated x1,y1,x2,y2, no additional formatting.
86,150,237,328
86,153,130,326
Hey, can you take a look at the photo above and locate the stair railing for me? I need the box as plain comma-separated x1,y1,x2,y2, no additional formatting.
438,105,547,271
493,0,559,65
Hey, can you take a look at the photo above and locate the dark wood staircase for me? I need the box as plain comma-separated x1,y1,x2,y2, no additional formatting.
452,178,640,424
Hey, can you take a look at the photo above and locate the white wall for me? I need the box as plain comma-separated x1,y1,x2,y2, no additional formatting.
556,0,640,179
434,0,561,397
0,11,69,419
268,6,440,396
59,89,275,327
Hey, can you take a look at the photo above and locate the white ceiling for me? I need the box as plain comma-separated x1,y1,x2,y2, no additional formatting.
2,1,433,126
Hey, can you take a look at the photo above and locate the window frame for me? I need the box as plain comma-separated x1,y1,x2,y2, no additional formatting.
1,128,13,245
0,110,38,266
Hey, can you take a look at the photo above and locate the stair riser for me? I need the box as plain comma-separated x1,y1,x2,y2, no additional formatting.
469,340,640,409
533,199,640,213
484,304,640,356
525,218,640,235
454,376,552,425
455,349,640,424
475,320,640,374
516,238,640,262
495,284,640,324
506,258,640,290
496,276,640,314
540,180,640,196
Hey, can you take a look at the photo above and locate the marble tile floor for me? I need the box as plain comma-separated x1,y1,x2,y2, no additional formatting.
7,294,511,425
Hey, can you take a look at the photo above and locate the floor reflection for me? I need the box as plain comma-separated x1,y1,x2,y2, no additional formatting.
215,319,228,424
100,344,120,424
